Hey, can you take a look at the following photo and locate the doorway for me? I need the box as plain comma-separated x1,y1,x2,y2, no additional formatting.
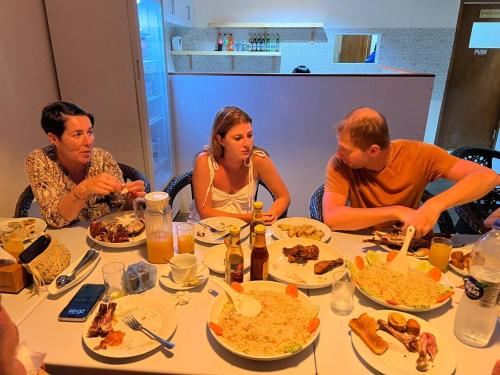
436,2,500,150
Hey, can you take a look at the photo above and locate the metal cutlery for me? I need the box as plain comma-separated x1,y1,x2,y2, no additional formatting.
55,249,99,288
121,311,175,349
192,220,225,234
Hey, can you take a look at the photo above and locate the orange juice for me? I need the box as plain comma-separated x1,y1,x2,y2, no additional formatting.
429,240,452,272
178,234,194,254
147,233,174,263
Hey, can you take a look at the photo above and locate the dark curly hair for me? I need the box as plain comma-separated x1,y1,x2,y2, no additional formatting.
41,101,94,138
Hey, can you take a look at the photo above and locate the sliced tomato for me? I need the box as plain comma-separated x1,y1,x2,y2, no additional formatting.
355,256,365,270
208,322,223,336
386,299,399,305
436,291,454,303
286,284,298,298
386,251,399,262
427,267,442,282
230,281,244,293
307,317,320,332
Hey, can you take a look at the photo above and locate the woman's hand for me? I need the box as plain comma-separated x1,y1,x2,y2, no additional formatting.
262,210,278,225
123,180,146,198
79,173,123,197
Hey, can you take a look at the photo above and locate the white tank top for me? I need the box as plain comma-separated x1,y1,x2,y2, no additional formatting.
190,150,266,220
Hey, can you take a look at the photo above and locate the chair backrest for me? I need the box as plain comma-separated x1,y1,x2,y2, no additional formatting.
163,170,288,219
451,146,500,234
14,163,151,218
309,183,455,234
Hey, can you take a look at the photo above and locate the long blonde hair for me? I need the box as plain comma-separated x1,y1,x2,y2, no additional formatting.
209,106,253,162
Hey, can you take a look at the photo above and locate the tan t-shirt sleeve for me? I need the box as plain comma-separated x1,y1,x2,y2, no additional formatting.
418,142,459,182
324,156,350,197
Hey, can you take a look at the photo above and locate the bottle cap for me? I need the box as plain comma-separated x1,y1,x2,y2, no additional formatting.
255,224,266,233
230,225,241,235
253,201,264,209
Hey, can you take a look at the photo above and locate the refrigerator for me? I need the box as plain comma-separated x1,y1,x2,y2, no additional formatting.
45,0,174,189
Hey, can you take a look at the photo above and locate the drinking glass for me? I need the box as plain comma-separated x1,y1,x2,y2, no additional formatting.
102,262,126,301
177,223,194,254
331,274,355,315
429,237,452,272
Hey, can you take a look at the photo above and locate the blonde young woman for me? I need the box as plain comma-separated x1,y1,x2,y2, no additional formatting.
191,106,290,224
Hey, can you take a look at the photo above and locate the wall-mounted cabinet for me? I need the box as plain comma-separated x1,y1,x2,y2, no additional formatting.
163,0,192,27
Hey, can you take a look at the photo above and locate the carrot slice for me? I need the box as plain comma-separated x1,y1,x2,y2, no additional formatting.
208,322,223,336
387,251,399,262
427,267,442,282
286,284,298,298
307,317,320,332
231,282,244,293
355,256,365,270
386,299,399,305
436,291,454,303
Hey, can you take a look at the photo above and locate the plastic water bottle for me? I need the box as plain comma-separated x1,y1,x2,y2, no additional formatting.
453,219,500,347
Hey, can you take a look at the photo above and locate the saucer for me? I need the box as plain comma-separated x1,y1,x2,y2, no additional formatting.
159,264,209,291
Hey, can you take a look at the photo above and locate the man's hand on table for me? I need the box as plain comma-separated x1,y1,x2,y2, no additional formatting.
402,203,442,238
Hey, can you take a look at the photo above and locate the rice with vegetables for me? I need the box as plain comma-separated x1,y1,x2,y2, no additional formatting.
218,290,318,356
354,263,451,308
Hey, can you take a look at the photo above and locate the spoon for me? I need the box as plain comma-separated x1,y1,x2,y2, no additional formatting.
55,249,99,288
209,276,262,317
388,226,415,275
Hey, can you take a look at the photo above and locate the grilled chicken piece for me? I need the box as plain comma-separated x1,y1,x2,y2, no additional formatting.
416,332,438,372
100,302,117,336
377,319,419,352
126,219,145,236
282,244,319,264
314,258,344,275
87,303,108,337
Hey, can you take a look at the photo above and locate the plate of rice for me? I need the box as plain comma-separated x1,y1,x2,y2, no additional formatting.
207,280,320,360
346,251,454,312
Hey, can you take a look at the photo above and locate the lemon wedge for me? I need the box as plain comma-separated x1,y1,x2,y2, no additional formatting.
366,250,381,265
415,260,432,273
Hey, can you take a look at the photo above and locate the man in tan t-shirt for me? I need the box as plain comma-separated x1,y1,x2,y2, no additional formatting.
323,107,498,237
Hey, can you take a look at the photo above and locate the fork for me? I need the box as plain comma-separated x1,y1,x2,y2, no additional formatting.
122,312,175,349
192,220,225,234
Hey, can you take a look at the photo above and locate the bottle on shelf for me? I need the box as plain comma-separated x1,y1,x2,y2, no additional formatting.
258,34,263,52
224,226,244,284
453,219,500,347
250,224,269,281
250,34,256,52
265,33,270,52
275,34,280,52
249,201,264,248
228,33,234,51
217,33,223,51
222,33,228,51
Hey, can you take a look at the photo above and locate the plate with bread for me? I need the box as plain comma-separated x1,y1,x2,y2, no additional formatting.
349,310,456,374
270,217,331,243
0,217,46,244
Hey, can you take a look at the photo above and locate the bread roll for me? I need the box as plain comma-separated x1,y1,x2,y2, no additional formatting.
349,313,389,355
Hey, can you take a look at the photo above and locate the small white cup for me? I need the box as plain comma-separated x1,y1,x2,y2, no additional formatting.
169,253,206,285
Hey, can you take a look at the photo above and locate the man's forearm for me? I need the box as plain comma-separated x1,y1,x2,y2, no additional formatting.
323,205,402,230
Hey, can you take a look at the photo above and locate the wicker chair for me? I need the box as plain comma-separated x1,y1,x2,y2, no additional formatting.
309,184,456,234
450,146,500,234
14,163,151,218
164,170,288,219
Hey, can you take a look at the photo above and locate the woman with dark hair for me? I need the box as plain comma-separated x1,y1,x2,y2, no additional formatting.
25,101,146,228
191,106,289,223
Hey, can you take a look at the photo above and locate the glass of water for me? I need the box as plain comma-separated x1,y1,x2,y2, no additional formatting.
331,273,355,315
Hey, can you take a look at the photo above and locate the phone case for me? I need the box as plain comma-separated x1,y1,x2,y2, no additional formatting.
58,283,106,322
18,234,51,264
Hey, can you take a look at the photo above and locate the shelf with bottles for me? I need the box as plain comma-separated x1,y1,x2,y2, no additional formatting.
170,51,281,56
208,22,323,42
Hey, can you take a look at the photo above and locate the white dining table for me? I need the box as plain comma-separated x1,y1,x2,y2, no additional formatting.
2,222,499,375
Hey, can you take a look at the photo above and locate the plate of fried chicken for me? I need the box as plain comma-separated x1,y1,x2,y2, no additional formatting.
88,211,146,248
83,293,177,358
267,238,345,289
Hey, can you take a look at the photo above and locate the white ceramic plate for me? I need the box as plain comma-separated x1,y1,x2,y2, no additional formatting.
350,310,457,375
354,255,454,313
207,280,320,361
159,264,209,290
270,217,331,243
0,217,47,243
82,293,177,358
87,211,146,248
448,247,472,277
47,250,101,295
194,217,249,244
202,244,251,274
267,238,346,289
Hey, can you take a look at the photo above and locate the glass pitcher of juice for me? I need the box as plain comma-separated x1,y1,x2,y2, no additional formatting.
135,192,174,263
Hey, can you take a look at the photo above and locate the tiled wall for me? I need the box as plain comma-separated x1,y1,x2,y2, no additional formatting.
168,27,454,100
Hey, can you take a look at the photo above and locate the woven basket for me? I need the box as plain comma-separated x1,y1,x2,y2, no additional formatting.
24,234,71,293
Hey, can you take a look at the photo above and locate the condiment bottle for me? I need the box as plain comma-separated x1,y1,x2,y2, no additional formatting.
250,224,268,281
224,226,244,284
249,201,264,249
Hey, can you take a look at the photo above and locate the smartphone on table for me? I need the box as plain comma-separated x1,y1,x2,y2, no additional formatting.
58,283,106,322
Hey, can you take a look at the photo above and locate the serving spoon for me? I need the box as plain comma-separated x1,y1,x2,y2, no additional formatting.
55,249,99,288
388,225,415,275
209,277,262,317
